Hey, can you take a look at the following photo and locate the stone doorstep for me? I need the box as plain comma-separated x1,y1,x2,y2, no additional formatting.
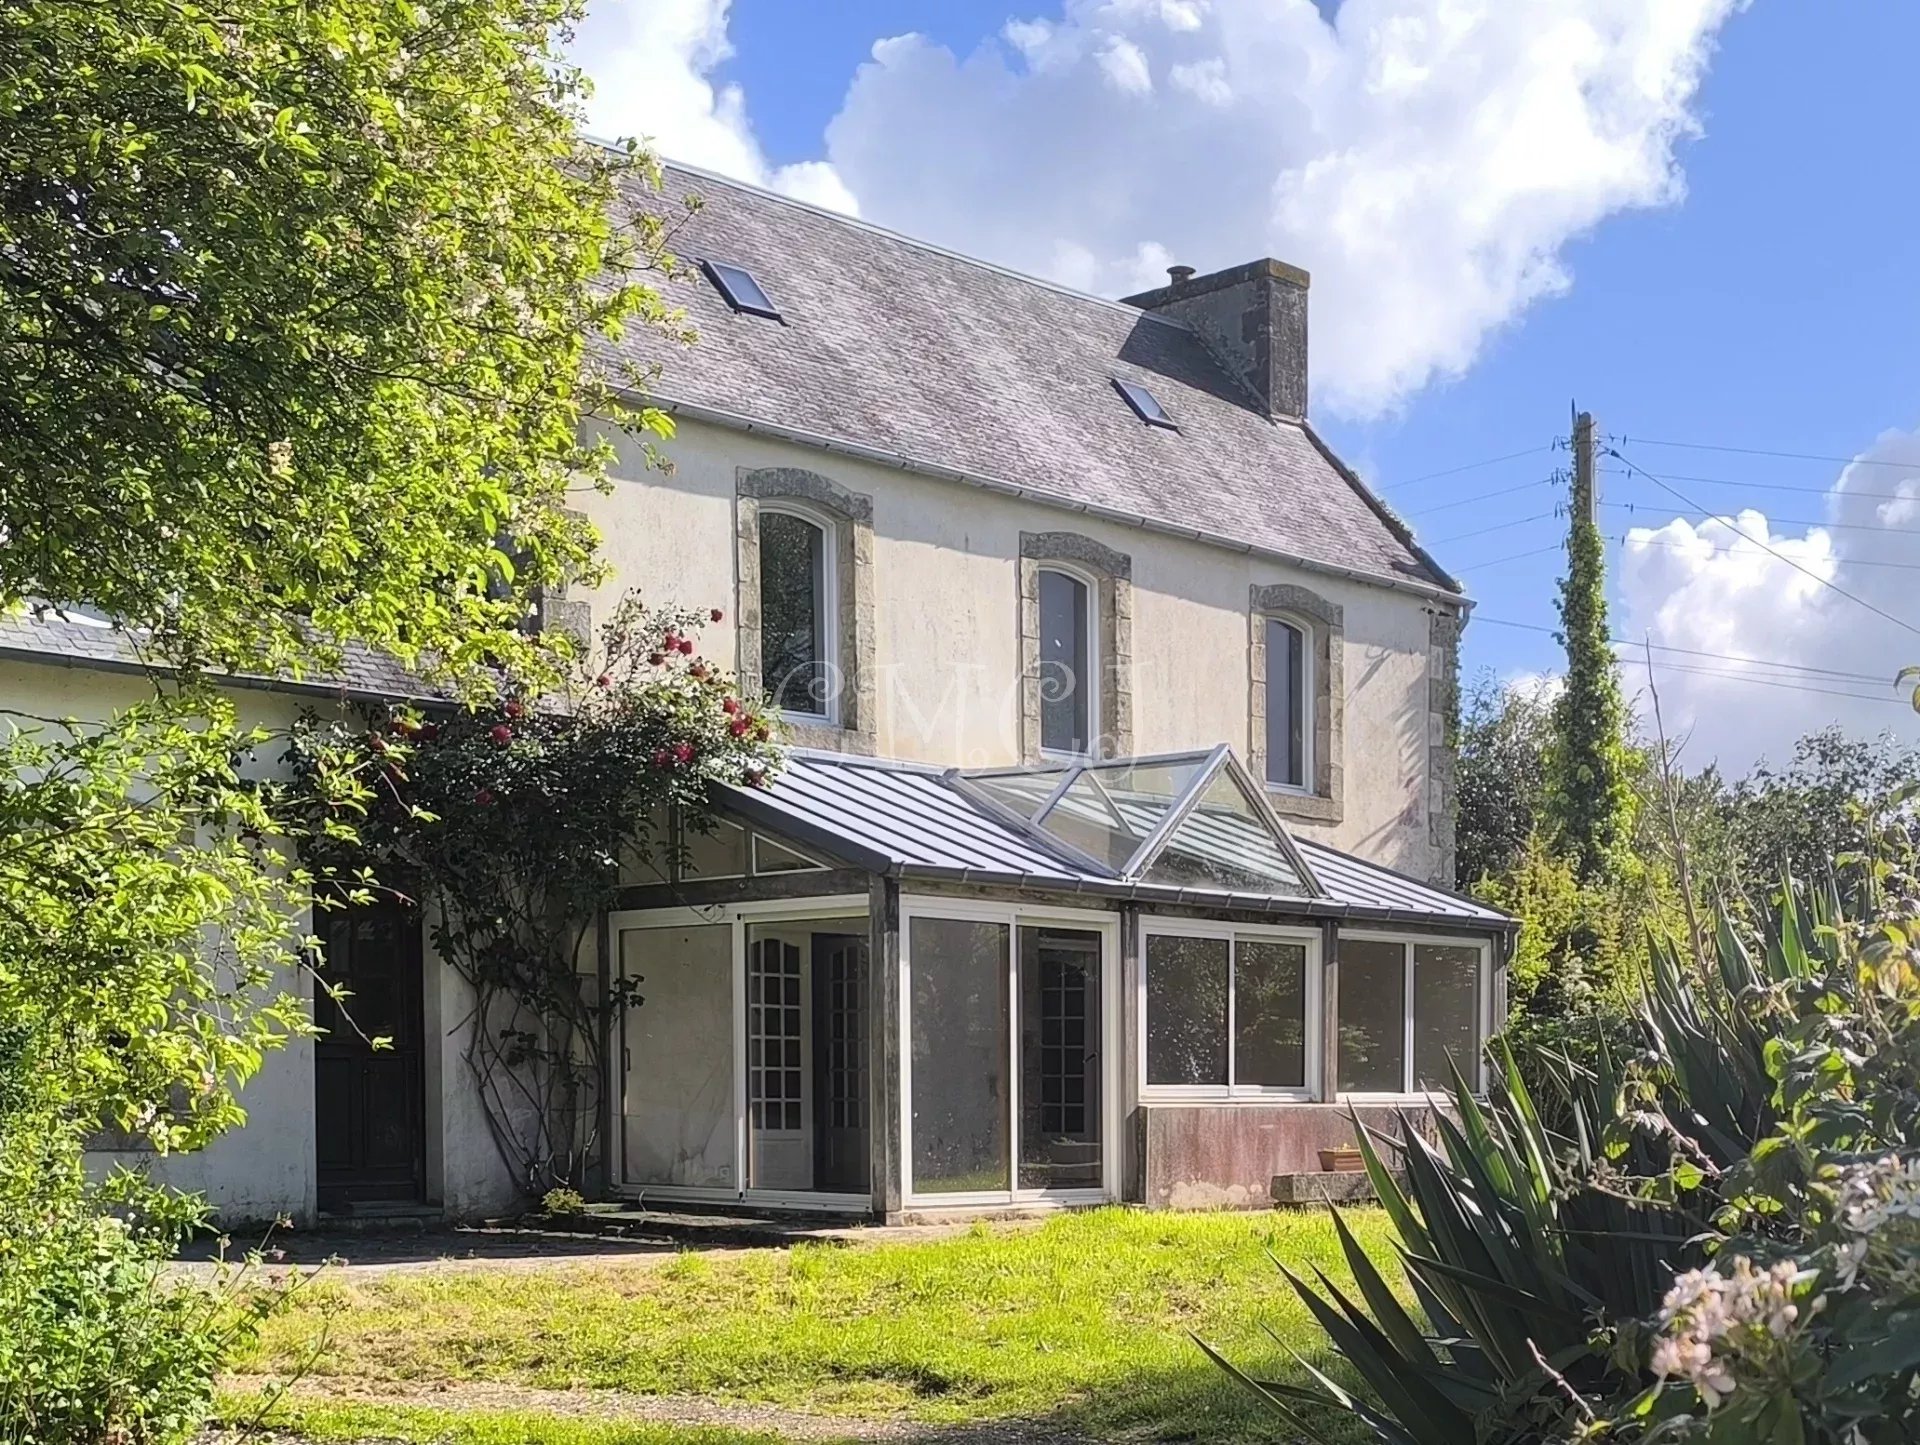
1269,1170,1400,1206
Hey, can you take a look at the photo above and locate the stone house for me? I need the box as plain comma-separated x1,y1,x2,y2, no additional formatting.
11,160,1510,1222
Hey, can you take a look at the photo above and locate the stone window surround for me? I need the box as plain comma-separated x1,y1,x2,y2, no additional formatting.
1019,532,1133,762
1249,582,1343,825
735,466,876,755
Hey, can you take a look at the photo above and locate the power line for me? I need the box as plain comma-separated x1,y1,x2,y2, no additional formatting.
1430,510,1558,545
1406,477,1555,517
1471,614,1898,685
1599,499,1920,537
1460,542,1564,570
1609,436,1920,472
1608,448,1920,639
1384,445,1554,491
1636,661,1910,708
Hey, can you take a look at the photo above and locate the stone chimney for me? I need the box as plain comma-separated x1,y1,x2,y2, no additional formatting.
1122,259,1310,421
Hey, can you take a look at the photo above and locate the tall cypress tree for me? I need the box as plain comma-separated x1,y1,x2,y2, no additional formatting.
1546,412,1634,885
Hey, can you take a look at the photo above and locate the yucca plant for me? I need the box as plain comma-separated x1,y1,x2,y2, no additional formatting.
1210,876,1864,1444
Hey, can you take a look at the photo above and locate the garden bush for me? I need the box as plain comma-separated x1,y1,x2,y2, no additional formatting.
0,1028,273,1445
1214,864,1920,1443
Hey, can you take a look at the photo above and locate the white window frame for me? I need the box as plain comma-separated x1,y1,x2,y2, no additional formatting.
1335,930,1494,1102
1136,919,1323,1104
898,894,1122,1209
1262,613,1315,796
758,502,841,729
1035,563,1101,761
607,896,872,1214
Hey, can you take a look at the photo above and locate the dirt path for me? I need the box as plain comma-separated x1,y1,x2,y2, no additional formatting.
237,1378,1101,1444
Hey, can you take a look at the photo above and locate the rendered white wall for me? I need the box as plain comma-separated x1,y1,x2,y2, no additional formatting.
580,416,1445,877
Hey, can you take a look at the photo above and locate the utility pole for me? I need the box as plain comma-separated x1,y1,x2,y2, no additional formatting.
1570,407,1598,525
1545,402,1631,890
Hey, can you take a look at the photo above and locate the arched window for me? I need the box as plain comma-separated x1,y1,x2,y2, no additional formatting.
759,506,837,720
1264,616,1312,791
1037,566,1096,756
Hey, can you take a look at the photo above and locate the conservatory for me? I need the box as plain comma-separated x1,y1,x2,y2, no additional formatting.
603,746,1515,1218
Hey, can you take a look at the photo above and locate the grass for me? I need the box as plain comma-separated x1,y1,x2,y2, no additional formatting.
231,1207,1397,1443
218,1398,784,1445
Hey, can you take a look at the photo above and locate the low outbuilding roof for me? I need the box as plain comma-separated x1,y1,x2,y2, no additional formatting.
716,750,1512,933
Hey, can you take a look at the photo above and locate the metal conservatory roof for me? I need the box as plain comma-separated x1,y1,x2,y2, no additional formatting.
715,748,1513,932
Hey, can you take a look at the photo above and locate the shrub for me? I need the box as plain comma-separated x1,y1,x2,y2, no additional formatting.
0,1033,274,1445
1212,866,1920,1443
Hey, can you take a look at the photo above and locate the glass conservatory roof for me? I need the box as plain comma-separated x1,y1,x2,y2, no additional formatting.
955,746,1319,896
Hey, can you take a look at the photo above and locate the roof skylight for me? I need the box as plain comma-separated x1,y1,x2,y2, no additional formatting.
951,746,1319,896
1113,378,1177,430
702,259,782,320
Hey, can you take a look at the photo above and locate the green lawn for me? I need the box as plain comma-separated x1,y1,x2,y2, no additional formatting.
231,1207,1396,1443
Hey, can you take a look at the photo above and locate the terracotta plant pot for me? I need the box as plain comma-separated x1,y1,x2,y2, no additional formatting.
1320,1146,1365,1173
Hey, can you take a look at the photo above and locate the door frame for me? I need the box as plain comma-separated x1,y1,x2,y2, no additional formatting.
607,896,871,1214
896,894,1122,1210
314,902,429,1209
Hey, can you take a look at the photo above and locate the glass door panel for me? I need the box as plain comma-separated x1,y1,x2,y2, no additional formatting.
1018,926,1102,1190
909,917,1011,1194
620,924,735,1188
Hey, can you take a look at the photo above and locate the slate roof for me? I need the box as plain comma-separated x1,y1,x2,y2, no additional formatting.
0,611,439,703
717,751,1511,931
604,163,1458,598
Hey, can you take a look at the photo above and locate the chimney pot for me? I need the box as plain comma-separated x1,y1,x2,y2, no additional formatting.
1167,264,1196,285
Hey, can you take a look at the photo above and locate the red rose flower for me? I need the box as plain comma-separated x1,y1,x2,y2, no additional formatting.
673,741,695,765
690,662,708,680
651,748,671,768
503,699,526,719
649,651,666,667
710,608,724,623
490,723,513,746
677,638,695,655
722,697,739,715
596,673,613,689
473,788,494,806
729,717,750,737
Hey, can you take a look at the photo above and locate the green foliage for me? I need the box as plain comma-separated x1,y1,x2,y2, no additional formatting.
1543,471,1635,886
1453,670,1552,890
0,0,682,683
280,595,780,1193
0,1025,276,1445
0,697,322,1144
1217,864,1920,1444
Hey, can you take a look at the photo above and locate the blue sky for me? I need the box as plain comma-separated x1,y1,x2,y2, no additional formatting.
574,0,1920,768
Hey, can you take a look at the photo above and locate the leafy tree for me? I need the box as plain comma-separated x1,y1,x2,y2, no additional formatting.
1722,726,1920,891
1454,670,1552,890
1543,446,1635,885
1,0,682,682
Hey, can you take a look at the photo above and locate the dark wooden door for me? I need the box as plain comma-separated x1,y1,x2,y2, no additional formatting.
315,901,426,1210
811,932,869,1194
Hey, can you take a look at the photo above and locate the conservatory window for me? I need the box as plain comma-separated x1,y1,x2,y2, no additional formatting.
1336,935,1488,1095
1142,928,1315,1097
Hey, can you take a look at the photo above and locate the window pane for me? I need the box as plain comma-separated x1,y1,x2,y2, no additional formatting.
966,767,1069,821
1337,938,1406,1093
1142,768,1310,893
1018,926,1102,1190
1414,944,1482,1090
1040,756,1205,874
1145,934,1228,1086
1234,938,1308,1089
909,917,1010,1193
761,511,829,716
681,817,748,878
1265,619,1306,788
620,924,735,1188
1038,569,1092,754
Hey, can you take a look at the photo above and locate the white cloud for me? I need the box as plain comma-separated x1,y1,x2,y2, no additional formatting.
570,0,858,214
570,0,1740,414
1614,433,1920,771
